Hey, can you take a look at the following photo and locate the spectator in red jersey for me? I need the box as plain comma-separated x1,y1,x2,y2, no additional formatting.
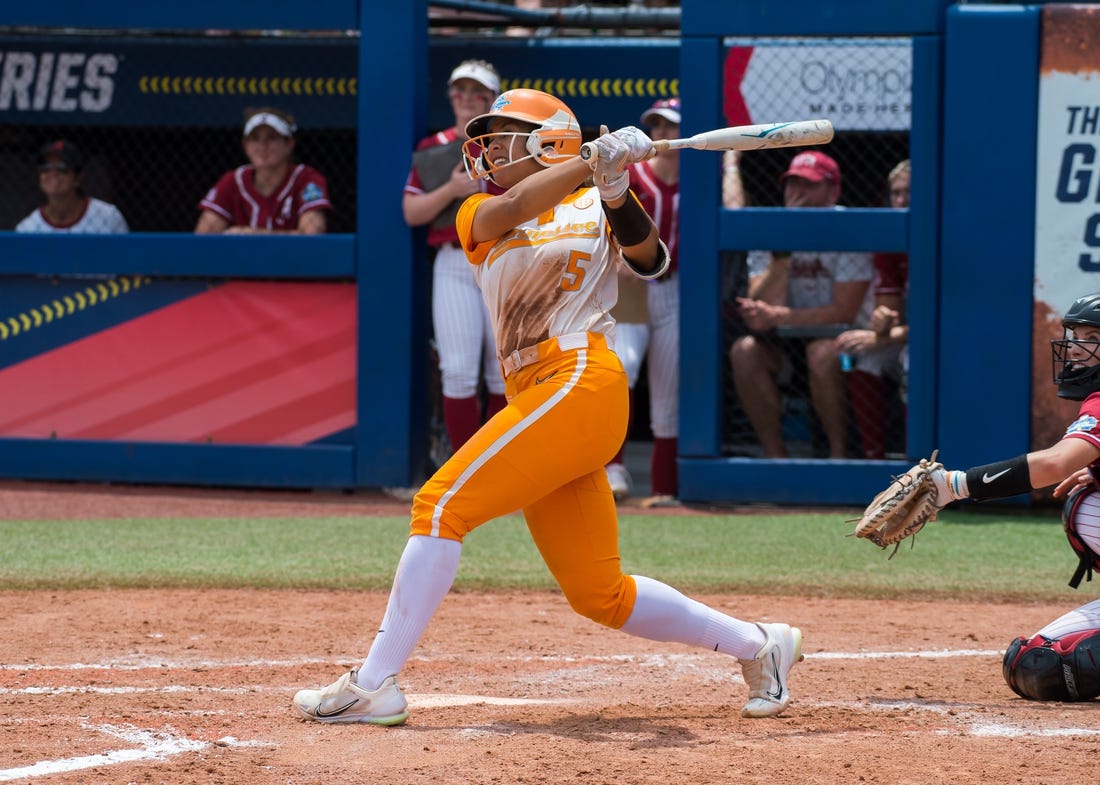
402,60,507,462
836,159,911,459
195,106,332,235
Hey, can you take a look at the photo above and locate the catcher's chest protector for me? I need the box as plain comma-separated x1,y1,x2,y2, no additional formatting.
1002,631,1100,701
1064,487,1100,588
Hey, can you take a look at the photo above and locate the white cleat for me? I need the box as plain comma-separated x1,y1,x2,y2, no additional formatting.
738,622,803,718
606,463,633,501
293,670,409,725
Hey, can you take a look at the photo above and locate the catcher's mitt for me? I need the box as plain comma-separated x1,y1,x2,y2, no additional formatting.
851,450,943,557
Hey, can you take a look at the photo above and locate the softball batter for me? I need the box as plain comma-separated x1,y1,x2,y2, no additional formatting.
294,89,802,725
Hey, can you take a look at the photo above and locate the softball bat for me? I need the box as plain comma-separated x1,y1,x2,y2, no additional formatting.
579,119,835,161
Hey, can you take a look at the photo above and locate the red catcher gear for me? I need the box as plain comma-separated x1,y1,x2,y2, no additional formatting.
1063,486,1100,588
1002,630,1100,701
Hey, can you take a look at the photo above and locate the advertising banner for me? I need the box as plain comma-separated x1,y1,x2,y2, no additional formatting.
0,280,356,445
1033,5,1100,447
722,38,911,131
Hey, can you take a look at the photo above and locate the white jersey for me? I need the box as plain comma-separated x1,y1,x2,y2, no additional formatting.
15,197,129,234
456,187,621,361
747,248,873,312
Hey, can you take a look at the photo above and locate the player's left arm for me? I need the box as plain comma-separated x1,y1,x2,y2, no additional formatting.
296,208,328,235
935,437,1100,505
195,210,230,234
1030,437,1100,492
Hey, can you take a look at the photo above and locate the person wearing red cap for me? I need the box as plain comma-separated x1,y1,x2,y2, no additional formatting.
195,106,332,235
603,97,682,506
16,140,129,234
402,59,508,469
729,150,873,458
836,159,911,459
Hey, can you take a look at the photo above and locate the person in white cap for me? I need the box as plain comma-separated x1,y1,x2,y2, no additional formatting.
604,97,684,506
402,60,508,463
195,106,332,234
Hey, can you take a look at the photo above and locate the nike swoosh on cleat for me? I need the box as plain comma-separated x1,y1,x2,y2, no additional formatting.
982,468,1011,483
765,653,783,700
314,699,358,718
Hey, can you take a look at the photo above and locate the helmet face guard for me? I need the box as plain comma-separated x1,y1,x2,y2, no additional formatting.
462,88,582,184
1052,335,1100,400
1054,293,1100,400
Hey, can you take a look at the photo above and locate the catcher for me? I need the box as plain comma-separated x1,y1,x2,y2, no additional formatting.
855,292,1100,702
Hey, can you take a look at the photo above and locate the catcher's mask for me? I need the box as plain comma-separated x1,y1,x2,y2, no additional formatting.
1053,292,1100,400
462,88,582,184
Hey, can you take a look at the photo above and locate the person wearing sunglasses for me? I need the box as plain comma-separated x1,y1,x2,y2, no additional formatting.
16,140,129,234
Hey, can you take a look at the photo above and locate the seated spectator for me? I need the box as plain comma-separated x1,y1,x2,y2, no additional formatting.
16,140,129,234
195,107,331,234
729,151,873,458
837,159,911,459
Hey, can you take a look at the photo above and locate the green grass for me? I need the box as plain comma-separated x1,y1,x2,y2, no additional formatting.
0,506,1080,602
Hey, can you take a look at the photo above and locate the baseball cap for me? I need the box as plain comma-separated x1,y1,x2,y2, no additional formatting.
640,97,681,126
37,139,83,171
243,111,297,138
780,150,840,186
448,60,500,94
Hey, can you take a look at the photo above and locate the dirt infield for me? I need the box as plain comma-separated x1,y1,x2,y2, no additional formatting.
3,482,1099,784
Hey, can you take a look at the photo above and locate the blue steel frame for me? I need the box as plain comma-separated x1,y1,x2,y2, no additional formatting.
0,0,428,489
677,0,950,504
0,2,1043,502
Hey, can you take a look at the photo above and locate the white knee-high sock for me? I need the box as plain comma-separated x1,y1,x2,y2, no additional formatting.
357,535,462,690
620,574,765,660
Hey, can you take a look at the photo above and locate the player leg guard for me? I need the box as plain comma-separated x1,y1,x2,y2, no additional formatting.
1063,486,1100,589
1002,630,1100,701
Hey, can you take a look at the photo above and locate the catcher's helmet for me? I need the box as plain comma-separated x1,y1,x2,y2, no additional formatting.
462,88,582,183
1053,292,1100,400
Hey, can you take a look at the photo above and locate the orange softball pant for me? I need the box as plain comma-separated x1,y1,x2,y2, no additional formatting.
410,332,638,629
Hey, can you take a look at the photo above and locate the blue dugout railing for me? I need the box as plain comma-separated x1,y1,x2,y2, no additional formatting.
0,1,426,489
0,1,1043,503
677,0,1038,505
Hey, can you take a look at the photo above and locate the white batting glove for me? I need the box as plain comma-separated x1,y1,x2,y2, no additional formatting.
588,125,630,202
611,125,654,164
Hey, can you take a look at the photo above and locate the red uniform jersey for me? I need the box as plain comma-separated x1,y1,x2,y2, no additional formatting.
1065,392,1100,483
405,128,503,248
627,160,679,273
872,252,908,299
199,163,331,231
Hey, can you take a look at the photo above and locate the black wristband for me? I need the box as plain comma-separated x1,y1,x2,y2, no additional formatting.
602,191,653,247
965,454,1032,501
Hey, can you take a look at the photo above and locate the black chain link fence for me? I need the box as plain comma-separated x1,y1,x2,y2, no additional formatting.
0,30,358,235
720,38,912,459
2,18,911,462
